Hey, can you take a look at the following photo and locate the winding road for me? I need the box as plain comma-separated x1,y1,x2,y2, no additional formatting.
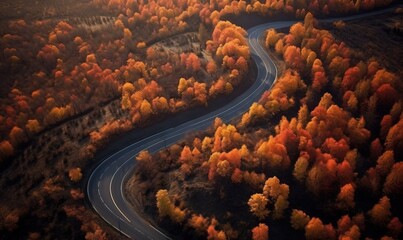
87,7,400,240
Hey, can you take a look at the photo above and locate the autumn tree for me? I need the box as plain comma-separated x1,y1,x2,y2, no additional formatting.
376,84,398,112
25,119,42,135
252,223,269,240
291,209,311,230
263,176,290,219
68,168,83,182
188,214,209,234
206,60,217,74
284,46,302,69
341,66,362,92
248,193,269,220
336,183,355,210
383,162,403,196
375,150,394,177
311,59,328,92
305,217,335,240
136,150,151,162
207,220,227,240
0,140,14,162
371,69,397,91
385,119,403,151
289,22,305,46
9,126,27,147
140,99,153,118
266,28,279,48
257,136,291,171
156,189,185,223
368,196,392,226
387,217,402,238
370,138,383,161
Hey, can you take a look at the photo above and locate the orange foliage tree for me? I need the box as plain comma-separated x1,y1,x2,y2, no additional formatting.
252,223,269,240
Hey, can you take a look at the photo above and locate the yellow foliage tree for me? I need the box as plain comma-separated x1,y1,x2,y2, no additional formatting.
248,193,269,220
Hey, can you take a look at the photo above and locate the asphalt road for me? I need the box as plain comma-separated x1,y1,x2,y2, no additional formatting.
87,7,400,239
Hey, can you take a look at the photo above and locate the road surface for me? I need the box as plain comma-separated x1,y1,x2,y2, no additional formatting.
87,7,400,239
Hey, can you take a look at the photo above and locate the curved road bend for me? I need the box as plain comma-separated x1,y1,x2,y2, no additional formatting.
87,7,400,240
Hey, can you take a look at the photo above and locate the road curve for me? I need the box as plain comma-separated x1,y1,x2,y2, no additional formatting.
87,7,400,239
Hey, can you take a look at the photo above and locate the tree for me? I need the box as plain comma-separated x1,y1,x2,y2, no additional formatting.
231,168,243,183
384,162,403,196
283,46,301,69
329,56,349,77
293,155,309,182
25,119,42,134
298,104,309,126
156,189,186,223
9,126,27,147
310,58,328,92
207,221,227,240
371,69,397,91
340,225,361,240
336,183,355,210
376,84,398,112
387,217,402,238
273,195,289,219
305,217,334,240
263,176,286,199
152,97,169,113
69,168,83,182
216,160,230,177
370,138,383,161
122,82,135,95
291,209,311,230
140,99,153,118
275,39,284,54
252,223,269,240
179,146,193,164
376,150,394,176
156,189,172,217
4,209,20,231
257,136,290,170
368,196,391,226
206,61,217,74
289,22,305,46
188,214,209,233
385,119,403,151
265,28,279,48
137,41,146,49
322,138,349,161
304,12,315,29
347,117,370,146
0,140,14,161
341,67,361,92
336,160,354,186
248,193,269,220
136,150,151,162
262,176,290,219
307,159,337,197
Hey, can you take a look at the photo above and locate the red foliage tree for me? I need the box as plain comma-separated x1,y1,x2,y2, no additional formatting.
384,162,403,197
375,84,398,112
341,67,361,92
284,46,302,69
252,223,269,240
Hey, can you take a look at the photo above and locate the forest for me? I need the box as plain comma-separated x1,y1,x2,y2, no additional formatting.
130,9,403,239
0,0,401,239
